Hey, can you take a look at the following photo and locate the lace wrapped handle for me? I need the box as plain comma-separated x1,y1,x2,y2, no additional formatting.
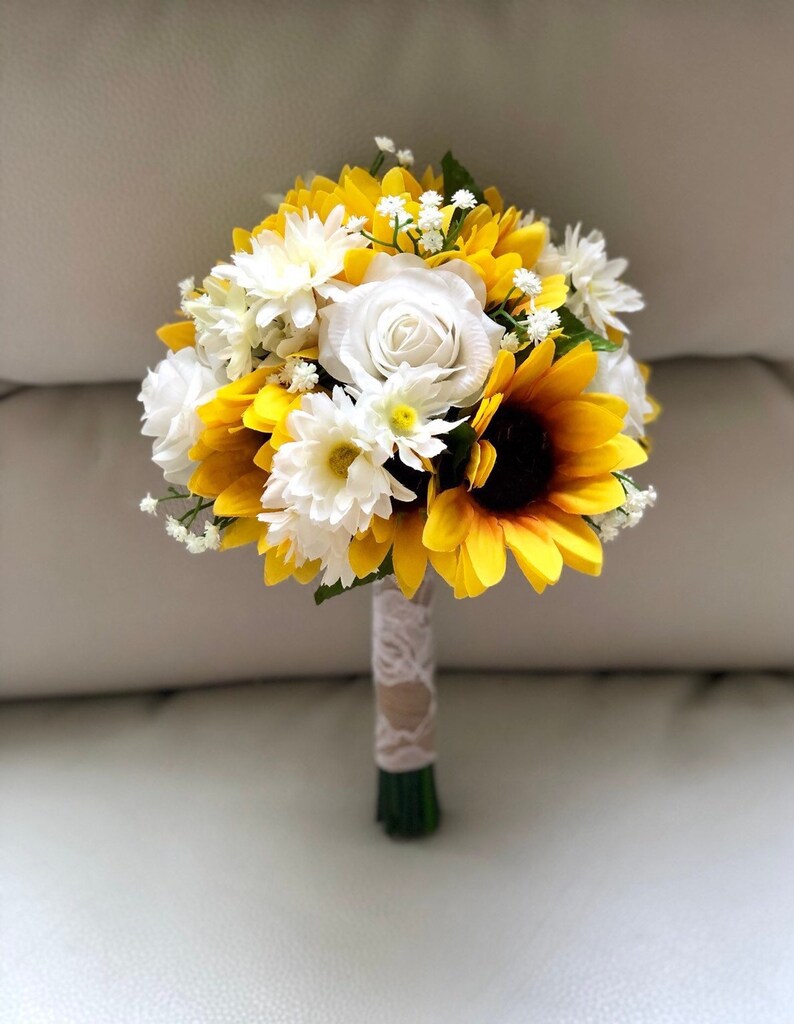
371,574,436,773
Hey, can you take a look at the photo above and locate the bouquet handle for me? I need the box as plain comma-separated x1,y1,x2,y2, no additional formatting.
371,574,441,837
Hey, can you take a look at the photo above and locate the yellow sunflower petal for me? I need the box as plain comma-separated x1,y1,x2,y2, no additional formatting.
292,558,321,585
213,470,268,517
232,227,253,253
501,518,563,584
528,343,597,410
505,338,555,400
472,440,497,489
555,438,627,479
349,529,392,579
429,549,458,588
533,274,568,311
547,474,625,515
219,517,265,551
471,393,503,436
581,392,630,419
494,221,547,267
463,513,506,589
243,384,298,434
537,503,603,576
393,513,429,600
454,545,489,599
371,515,396,546
156,321,195,353
343,247,377,286
484,350,516,398
612,433,649,471
543,400,625,452
423,487,474,552
188,446,259,499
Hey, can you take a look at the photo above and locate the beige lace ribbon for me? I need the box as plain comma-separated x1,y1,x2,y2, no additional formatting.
371,574,436,772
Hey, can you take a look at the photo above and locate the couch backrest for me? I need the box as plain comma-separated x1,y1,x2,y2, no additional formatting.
2,1,793,384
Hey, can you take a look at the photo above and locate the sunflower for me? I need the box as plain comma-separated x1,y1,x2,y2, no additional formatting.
422,339,648,598
187,366,320,584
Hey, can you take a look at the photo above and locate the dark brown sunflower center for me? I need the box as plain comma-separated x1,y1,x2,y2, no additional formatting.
475,406,555,513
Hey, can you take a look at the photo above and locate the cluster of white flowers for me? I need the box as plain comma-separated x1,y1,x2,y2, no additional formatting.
275,359,320,394
592,481,657,541
162,517,221,553
374,136,413,168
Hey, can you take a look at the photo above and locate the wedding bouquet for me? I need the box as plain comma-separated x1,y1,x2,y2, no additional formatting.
139,138,658,836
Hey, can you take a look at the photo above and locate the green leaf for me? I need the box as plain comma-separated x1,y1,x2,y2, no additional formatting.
440,151,486,207
313,551,394,606
554,306,620,358
436,421,477,491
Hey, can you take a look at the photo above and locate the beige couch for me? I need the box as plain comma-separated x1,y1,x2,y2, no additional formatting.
2,3,793,1021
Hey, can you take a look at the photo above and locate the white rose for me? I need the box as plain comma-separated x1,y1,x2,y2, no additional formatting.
138,347,226,485
318,253,503,406
586,342,653,439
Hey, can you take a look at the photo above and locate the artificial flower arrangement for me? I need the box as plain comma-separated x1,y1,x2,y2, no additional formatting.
139,137,658,837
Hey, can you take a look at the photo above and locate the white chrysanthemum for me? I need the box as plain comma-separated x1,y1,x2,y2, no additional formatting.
534,237,572,279
319,253,503,406
352,364,463,471
559,224,644,334
183,278,261,381
374,135,396,153
396,148,414,167
138,347,225,485
417,206,444,232
260,388,414,537
261,509,357,587
214,205,366,332
586,341,653,438
500,331,521,353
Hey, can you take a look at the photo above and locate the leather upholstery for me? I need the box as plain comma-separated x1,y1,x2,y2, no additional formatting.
3,673,794,1022
2,358,793,698
2,1,794,384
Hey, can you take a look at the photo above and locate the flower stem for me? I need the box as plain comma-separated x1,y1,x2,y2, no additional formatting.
376,766,440,838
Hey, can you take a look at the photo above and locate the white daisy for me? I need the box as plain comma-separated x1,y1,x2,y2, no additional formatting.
260,387,413,537
559,224,644,334
214,205,367,333
352,364,463,471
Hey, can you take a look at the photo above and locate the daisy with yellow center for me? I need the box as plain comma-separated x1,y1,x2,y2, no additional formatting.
422,338,649,598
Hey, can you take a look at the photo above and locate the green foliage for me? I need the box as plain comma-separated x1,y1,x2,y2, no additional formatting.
437,421,478,491
554,307,620,358
313,550,394,606
440,151,486,207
